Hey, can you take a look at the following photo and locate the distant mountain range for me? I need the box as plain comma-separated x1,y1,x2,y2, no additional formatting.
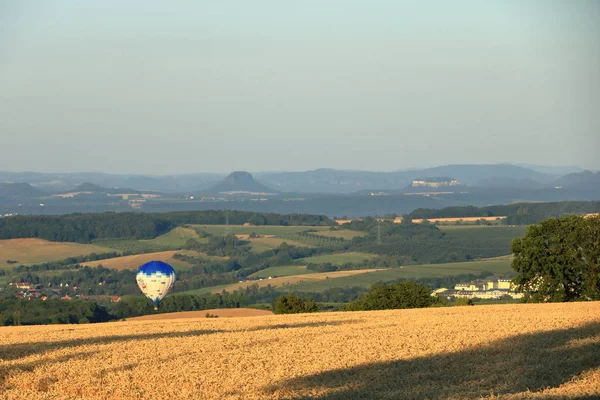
0,164,598,197
255,164,573,193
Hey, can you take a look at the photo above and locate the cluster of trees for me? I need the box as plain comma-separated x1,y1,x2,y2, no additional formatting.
344,281,438,311
0,213,174,243
0,291,251,325
109,292,246,319
273,294,319,314
0,299,113,325
511,215,600,302
163,210,333,227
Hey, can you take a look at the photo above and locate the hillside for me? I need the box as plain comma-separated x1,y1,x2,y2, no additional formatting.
0,182,44,198
80,250,198,271
258,164,557,193
0,238,115,268
473,177,548,189
554,170,600,189
1,302,598,399
204,171,278,196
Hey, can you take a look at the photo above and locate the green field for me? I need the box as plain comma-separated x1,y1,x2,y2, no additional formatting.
141,227,202,247
438,225,504,231
295,252,378,266
284,259,513,292
93,227,205,253
438,225,527,232
245,237,311,252
187,269,383,295
442,225,527,249
308,230,367,240
250,265,312,278
189,225,330,236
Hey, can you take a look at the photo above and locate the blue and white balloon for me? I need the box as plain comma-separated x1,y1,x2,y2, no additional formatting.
136,261,176,310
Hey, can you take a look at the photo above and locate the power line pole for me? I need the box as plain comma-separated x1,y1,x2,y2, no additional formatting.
225,210,230,236
377,218,382,245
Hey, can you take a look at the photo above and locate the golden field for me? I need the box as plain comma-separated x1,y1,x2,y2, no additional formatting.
200,268,386,294
124,308,274,321
1,302,599,399
81,250,189,271
335,216,508,225
0,239,114,268
81,250,226,271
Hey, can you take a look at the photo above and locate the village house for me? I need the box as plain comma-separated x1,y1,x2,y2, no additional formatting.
9,282,31,290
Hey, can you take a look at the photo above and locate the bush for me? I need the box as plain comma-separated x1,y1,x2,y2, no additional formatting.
454,298,474,306
273,294,319,314
345,281,433,311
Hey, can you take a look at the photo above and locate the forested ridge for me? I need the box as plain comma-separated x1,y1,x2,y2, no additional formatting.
408,201,600,224
0,210,333,243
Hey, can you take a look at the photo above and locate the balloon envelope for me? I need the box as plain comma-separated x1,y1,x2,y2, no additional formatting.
136,261,176,307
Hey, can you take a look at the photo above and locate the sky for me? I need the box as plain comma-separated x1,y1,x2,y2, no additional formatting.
1,1,599,174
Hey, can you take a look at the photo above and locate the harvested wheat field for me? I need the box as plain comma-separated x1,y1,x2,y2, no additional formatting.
124,308,274,321
202,268,386,294
81,250,225,271
1,302,599,400
0,238,114,268
81,250,185,270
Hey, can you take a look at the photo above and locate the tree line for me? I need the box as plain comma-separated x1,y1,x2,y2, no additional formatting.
0,291,246,326
408,201,600,225
0,210,333,243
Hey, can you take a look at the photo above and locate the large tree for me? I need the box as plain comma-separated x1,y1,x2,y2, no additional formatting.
511,215,600,302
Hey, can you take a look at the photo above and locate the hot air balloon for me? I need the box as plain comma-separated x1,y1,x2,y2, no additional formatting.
136,261,176,311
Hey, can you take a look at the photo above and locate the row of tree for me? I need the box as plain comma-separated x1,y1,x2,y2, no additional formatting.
0,210,333,243
408,201,600,225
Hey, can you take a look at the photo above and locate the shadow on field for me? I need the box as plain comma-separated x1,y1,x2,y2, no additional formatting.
268,321,600,399
0,329,223,361
0,351,96,386
245,320,363,332
0,320,352,362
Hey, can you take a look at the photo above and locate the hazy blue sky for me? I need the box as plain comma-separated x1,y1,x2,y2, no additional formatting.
1,1,599,174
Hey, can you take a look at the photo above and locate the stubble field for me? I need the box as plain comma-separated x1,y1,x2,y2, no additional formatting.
1,302,599,399
0,239,115,268
187,268,386,294
81,250,225,271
